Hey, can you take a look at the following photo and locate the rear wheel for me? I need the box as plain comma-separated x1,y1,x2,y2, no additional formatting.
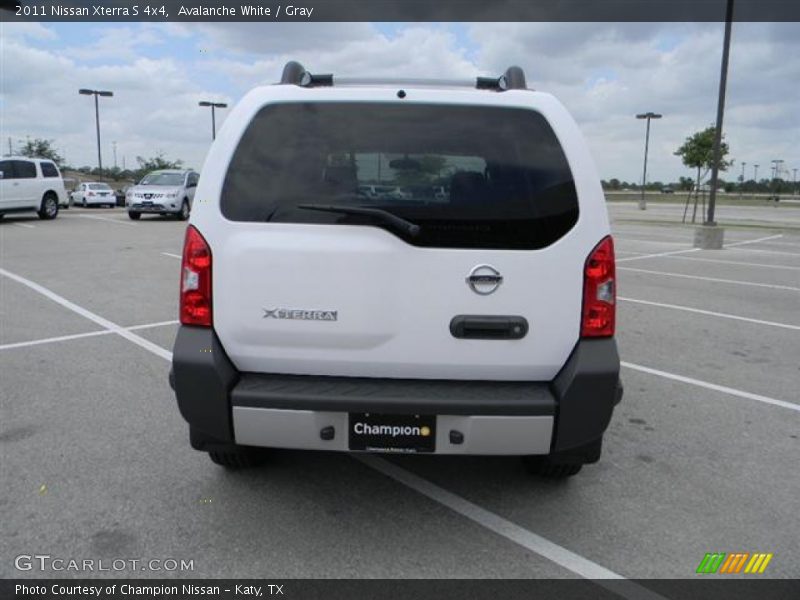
128,211,141,220
37,193,59,220
208,447,268,469
522,437,602,479
522,457,582,479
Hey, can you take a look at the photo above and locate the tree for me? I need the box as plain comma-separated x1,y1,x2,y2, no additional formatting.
674,126,732,194
135,152,184,180
608,178,621,190
19,138,63,165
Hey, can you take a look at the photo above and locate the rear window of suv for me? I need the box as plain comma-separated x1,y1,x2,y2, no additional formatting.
40,162,59,177
222,102,578,250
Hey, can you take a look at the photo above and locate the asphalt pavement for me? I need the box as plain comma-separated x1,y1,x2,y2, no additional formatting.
1,205,798,583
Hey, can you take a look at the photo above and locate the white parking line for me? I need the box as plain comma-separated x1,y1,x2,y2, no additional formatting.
618,267,800,292
662,254,800,271
618,297,800,331
0,320,179,352
614,238,688,246
77,214,136,226
727,246,800,257
0,265,663,592
357,457,669,599
617,247,700,263
724,233,784,248
2,266,794,589
615,233,785,264
622,362,800,413
11,222,36,229
0,268,172,361
161,252,182,259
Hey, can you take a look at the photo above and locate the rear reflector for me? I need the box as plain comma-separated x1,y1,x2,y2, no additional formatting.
180,225,212,327
581,236,615,337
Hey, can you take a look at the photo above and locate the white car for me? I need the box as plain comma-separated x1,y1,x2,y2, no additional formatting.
0,156,67,220
169,62,621,478
125,169,199,220
71,182,116,207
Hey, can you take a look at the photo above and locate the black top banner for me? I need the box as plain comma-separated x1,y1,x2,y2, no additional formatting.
1,0,800,22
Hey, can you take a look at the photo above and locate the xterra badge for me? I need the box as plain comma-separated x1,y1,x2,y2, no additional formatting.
263,308,338,321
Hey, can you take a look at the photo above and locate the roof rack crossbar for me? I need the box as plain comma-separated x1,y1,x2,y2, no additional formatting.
278,61,527,91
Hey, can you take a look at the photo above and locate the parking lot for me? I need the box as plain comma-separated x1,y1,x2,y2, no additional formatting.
1,204,798,582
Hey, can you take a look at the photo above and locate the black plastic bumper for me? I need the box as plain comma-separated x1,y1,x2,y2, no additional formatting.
171,326,621,452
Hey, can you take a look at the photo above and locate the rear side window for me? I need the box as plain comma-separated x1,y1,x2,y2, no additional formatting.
40,162,60,177
12,160,37,179
222,103,578,250
0,160,12,179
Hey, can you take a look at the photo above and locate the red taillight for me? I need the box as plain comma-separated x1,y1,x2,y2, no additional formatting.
180,225,212,327
581,236,615,337
87,191,95,196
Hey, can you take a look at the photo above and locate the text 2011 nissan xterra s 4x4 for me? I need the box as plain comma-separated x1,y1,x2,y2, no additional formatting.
170,62,622,478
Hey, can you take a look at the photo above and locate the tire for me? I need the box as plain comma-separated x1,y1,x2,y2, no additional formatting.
128,211,141,220
208,447,267,469
178,199,190,221
521,457,583,479
37,193,59,220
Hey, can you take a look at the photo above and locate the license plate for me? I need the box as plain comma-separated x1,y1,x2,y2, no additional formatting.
349,413,435,453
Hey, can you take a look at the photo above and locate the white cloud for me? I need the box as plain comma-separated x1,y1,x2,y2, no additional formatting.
1,21,798,184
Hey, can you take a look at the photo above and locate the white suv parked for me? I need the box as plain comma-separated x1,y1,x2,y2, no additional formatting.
125,169,199,220
170,62,622,478
0,157,67,220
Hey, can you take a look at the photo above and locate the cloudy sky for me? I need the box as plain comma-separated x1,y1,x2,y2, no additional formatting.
1,21,798,183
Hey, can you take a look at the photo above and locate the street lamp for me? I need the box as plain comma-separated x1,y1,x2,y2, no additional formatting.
636,112,662,210
739,161,746,199
771,159,784,198
753,163,759,184
198,101,228,140
79,88,114,172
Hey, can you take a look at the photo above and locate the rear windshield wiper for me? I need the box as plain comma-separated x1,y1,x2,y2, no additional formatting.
297,204,421,237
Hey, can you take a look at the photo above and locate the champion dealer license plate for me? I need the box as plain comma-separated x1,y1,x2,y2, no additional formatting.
349,413,435,453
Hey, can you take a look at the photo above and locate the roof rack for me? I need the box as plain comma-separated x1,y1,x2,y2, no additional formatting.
278,61,528,91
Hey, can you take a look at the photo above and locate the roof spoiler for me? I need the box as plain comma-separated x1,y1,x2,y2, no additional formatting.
278,61,528,91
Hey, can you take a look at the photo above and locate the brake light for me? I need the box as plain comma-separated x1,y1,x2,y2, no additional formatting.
581,236,615,337
180,225,212,326
87,191,95,196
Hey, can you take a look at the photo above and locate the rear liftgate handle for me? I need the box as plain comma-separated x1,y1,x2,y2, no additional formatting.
449,315,529,340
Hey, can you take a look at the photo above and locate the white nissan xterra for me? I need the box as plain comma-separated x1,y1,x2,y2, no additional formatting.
170,62,622,478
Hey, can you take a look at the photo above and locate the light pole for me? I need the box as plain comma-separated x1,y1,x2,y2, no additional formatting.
739,161,746,199
198,101,228,140
771,159,784,198
706,0,734,227
753,164,759,185
79,88,114,172
112,141,118,169
793,168,798,196
636,112,662,210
